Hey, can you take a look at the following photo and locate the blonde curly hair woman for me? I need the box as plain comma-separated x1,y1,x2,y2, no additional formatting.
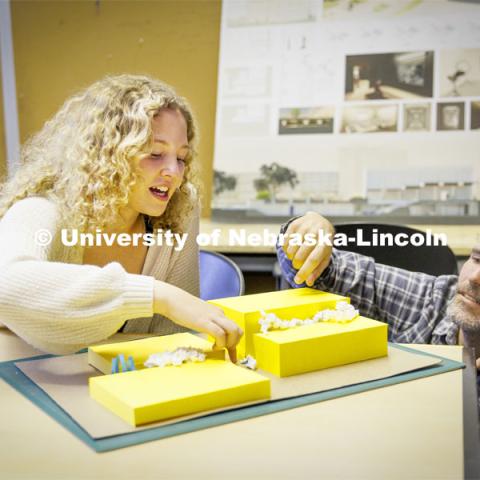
0,74,242,361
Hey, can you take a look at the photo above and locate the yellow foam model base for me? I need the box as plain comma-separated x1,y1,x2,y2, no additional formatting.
209,288,349,358
89,359,271,426
88,333,224,374
253,316,388,377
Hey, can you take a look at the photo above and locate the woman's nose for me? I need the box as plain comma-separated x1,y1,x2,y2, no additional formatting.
159,154,181,177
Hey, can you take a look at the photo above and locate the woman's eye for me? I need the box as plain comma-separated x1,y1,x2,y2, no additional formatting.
177,158,186,164
151,153,163,159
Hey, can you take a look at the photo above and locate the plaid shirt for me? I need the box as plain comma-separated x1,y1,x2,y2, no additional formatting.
276,245,460,346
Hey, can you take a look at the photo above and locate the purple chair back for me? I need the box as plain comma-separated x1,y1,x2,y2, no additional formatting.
199,250,245,301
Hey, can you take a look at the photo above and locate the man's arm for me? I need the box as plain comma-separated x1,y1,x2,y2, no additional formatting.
277,217,460,345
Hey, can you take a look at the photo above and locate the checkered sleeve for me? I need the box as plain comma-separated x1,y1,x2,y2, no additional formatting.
276,228,460,345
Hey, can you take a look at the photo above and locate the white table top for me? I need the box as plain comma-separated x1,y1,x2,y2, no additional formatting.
0,329,466,480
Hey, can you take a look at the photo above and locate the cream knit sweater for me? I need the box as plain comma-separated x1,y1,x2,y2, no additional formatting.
0,196,199,354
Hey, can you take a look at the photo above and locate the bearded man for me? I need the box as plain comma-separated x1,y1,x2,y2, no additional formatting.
277,212,480,368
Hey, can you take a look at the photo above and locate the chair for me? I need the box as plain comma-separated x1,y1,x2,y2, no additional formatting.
199,250,245,300
333,223,458,276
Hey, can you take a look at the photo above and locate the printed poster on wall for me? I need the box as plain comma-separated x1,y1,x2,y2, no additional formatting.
212,0,480,223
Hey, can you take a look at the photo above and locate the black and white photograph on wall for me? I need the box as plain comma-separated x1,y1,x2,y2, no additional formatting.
471,101,480,130
403,103,431,132
341,104,398,133
439,49,480,97
278,106,335,134
345,51,434,101
437,102,465,131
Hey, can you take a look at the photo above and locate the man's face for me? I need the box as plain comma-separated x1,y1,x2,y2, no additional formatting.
448,245,480,332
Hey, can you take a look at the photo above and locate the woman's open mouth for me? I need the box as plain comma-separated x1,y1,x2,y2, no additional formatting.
149,186,169,201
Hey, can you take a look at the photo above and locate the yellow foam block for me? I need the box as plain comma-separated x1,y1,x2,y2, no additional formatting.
253,316,388,377
89,359,271,426
209,288,349,358
88,333,224,374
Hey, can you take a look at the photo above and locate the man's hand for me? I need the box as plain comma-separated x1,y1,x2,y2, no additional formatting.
283,211,334,287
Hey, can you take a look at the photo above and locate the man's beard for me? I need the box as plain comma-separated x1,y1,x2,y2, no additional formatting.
448,280,480,334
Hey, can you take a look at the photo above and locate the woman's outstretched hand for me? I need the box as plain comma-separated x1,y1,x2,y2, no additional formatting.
154,281,243,363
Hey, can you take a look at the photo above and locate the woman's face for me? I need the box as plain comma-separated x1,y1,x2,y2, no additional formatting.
128,108,189,219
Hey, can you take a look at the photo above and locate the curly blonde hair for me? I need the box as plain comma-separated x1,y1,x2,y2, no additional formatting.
0,74,201,233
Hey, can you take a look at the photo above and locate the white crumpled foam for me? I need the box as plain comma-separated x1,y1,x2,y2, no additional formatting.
259,301,359,334
238,355,257,370
144,347,207,368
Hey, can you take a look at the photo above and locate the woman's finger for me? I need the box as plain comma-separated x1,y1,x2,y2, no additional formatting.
212,315,243,353
227,346,238,363
203,321,227,350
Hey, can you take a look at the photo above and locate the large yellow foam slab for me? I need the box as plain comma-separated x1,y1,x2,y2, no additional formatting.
209,288,349,358
88,333,224,374
89,359,271,426
253,316,388,377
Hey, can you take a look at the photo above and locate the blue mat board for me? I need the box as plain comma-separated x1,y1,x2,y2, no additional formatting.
0,343,464,453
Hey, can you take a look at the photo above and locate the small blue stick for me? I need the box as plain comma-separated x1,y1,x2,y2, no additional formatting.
127,356,135,371
111,357,118,374
118,353,127,372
